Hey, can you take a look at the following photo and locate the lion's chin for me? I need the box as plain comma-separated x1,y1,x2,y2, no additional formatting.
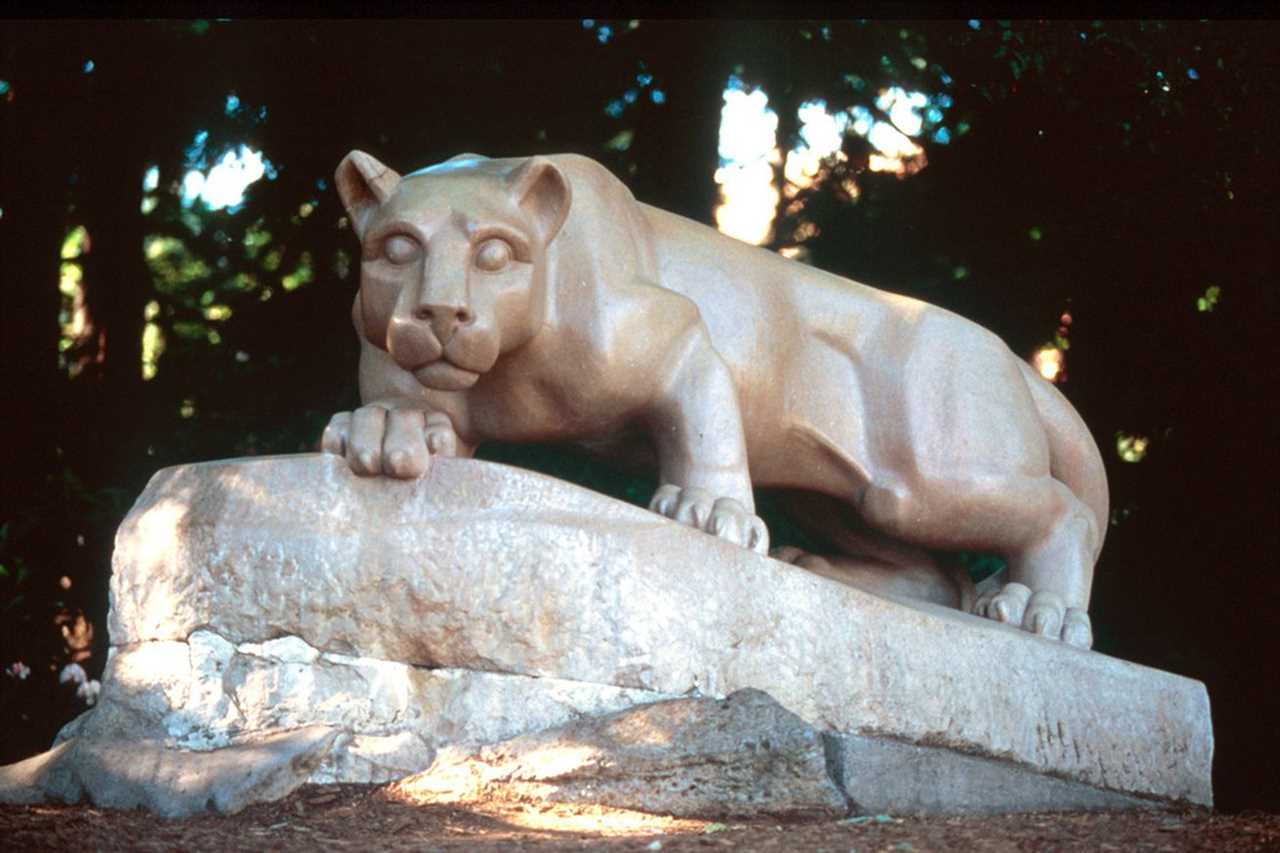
413,361,481,391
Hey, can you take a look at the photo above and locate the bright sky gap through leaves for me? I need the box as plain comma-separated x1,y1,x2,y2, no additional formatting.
713,76,939,247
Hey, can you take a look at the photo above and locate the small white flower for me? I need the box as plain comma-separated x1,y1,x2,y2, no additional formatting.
5,662,31,680
77,679,101,706
59,662,87,686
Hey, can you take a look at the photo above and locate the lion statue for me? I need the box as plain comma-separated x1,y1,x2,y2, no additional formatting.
322,150,1109,649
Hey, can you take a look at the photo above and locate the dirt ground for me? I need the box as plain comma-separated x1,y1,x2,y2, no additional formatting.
2,785,1278,852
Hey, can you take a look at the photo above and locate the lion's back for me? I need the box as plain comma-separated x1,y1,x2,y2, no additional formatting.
546,154,661,281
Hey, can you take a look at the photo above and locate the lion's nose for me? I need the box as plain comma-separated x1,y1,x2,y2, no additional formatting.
413,304,474,344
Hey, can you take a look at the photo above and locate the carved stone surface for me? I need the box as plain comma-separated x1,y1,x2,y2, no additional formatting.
391,689,848,820
0,725,339,818
54,631,674,787
96,454,1211,808
831,734,1155,815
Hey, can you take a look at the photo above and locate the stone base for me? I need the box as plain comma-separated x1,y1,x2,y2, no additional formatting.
0,455,1213,815
392,689,850,820
56,629,673,787
831,734,1154,815
0,725,338,818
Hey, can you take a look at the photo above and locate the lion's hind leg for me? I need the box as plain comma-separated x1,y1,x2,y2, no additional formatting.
857,472,1099,648
968,476,1098,649
768,490,974,610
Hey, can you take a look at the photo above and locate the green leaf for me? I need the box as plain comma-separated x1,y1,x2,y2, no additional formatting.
604,130,635,152
1196,285,1221,312
174,320,210,340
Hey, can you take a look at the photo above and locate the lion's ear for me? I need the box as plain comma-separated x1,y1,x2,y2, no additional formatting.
335,150,401,237
506,156,571,243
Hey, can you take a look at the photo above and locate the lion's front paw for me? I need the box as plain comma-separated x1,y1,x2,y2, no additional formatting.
973,582,1093,648
322,407,459,479
648,484,769,555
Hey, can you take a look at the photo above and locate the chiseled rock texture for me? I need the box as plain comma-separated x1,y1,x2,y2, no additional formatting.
53,630,672,787
0,725,339,818
832,733,1154,816
1,454,1213,814
392,689,848,819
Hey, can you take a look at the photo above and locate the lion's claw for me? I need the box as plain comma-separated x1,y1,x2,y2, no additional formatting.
424,412,458,457
973,582,1093,648
321,411,352,457
1024,590,1065,638
977,581,1030,626
1061,608,1093,649
649,485,770,555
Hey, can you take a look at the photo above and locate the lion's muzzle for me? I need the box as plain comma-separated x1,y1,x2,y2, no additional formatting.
387,313,445,372
387,306,487,391
412,303,475,345
412,361,482,391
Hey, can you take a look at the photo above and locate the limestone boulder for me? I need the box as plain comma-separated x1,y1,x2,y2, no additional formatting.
0,725,339,818
0,454,1214,814
392,689,848,819
56,630,674,786
107,454,1212,806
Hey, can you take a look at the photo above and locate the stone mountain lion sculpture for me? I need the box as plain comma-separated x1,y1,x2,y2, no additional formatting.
322,150,1109,649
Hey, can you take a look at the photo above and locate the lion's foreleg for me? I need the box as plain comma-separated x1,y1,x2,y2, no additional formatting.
644,327,768,554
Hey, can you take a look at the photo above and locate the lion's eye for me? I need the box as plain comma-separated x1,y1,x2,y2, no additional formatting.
474,238,512,272
383,235,421,265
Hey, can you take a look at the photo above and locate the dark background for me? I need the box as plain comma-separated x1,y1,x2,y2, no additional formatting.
1,18,1276,811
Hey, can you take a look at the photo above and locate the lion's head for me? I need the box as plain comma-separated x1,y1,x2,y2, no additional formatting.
335,150,571,391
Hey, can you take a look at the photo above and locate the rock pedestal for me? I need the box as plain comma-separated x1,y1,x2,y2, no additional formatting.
0,454,1213,816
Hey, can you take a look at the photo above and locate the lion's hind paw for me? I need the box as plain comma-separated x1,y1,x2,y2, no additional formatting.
974,582,1093,649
